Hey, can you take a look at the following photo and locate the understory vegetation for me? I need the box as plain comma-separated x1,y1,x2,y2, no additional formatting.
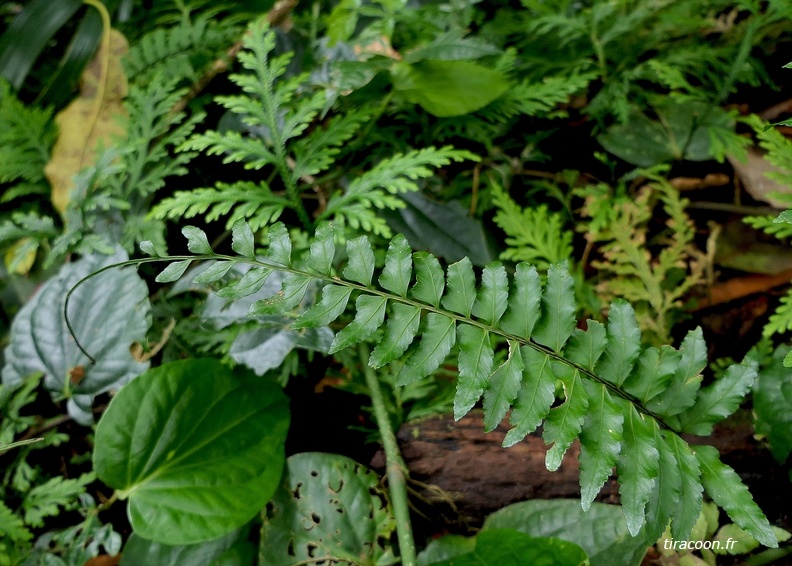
2,1,792,565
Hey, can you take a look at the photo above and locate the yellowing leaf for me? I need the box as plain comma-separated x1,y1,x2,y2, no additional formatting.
45,28,128,213
4,237,37,275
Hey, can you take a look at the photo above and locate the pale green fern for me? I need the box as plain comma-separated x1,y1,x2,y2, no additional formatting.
132,220,778,549
152,20,476,236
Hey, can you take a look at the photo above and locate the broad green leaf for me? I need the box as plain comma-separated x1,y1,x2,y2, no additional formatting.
193,261,235,284
182,226,213,254
563,320,607,370
249,273,311,316
483,340,524,432
292,284,352,329
307,223,335,275
411,251,445,307
543,367,589,471
454,324,494,420
120,525,255,566
616,405,658,536
396,313,456,386
343,236,375,286
678,360,757,435
648,327,705,417
380,234,412,296
417,535,475,565
231,220,255,258
483,500,651,566
267,222,291,266
424,529,588,566
753,346,792,462
579,382,624,510
621,345,680,404
713,524,790,555
668,433,703,541
500,263,541,340
644,426,681,542
1,249,149,425
216,267,273,299
369,303,422,369
94,359,290,545
330,295,388,353
503,347,555,447
391,60,510,117
532,263,576,353
695,445,777,548
156,259,192,283
442,257,476,317
229,325,333,376
259,453,396,565
472,262,508,325
595,300,641,387
405,33,501,63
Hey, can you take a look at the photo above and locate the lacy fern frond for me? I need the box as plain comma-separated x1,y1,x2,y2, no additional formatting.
491,183,572,270
581,181,705,345
124,15,239,85
743,214,792,239
142,220,778,548
763,288,792,339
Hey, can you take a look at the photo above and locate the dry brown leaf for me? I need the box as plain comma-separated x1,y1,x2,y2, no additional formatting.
729,146,790,208
45,28,128,214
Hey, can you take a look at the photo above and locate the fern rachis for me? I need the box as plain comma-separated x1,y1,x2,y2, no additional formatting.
77,220,779,549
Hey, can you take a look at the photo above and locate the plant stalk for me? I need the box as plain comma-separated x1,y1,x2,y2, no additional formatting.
359,344,416,566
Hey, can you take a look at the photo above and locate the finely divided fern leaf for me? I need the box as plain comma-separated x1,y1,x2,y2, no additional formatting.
152,221,777,548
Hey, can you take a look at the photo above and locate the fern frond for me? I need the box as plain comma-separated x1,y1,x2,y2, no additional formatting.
151,182,289,231
744,215,792,239
763,288,792,338
491,183,573,270
151,221,778,548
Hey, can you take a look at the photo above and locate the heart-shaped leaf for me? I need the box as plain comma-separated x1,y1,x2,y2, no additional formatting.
94,358,290,545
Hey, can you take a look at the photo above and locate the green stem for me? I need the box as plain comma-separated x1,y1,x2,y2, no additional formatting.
359,343,416,566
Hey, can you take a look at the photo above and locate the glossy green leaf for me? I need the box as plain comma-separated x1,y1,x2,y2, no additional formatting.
454,324,494,420
695,445,777,548
472,262,508,325
416,535,475,566
229,325,332,376
647,327,705,417
1,250,149,424
483,500,651,566
193,261,235,284
292,284,352,329
621,346,680,404
499,263,541,340
411,251,445,307
94,359,290,544
483,340,524,432
156,259,192,283
307,223,335,275
532,263,576,353
595,300,641,387
216,267,273,299
579,382,624,510
406,32,501,63
343,236,375,286
616,405,658,536
120,525,255,566
248,273,311,316
678,361,757,436
668,433,703,541
563,321,608,370
644,427,681,543
259,453,396,565
424,529,588,566
442,257,476,317
231,220,255,258
396,313,456,385
503,347,555,447
330,295,388,353
391,60,510,117
266,222,291,266
183,226,213,254
543,367,589,471
369,303,422,369
380,234,412,297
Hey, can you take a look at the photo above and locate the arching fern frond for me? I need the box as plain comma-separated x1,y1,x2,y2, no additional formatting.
144,221,777,548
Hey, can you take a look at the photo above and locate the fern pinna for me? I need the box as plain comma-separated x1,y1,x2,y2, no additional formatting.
149,221,777,549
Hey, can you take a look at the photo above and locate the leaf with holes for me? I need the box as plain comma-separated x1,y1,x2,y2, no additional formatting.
259,452,396,565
